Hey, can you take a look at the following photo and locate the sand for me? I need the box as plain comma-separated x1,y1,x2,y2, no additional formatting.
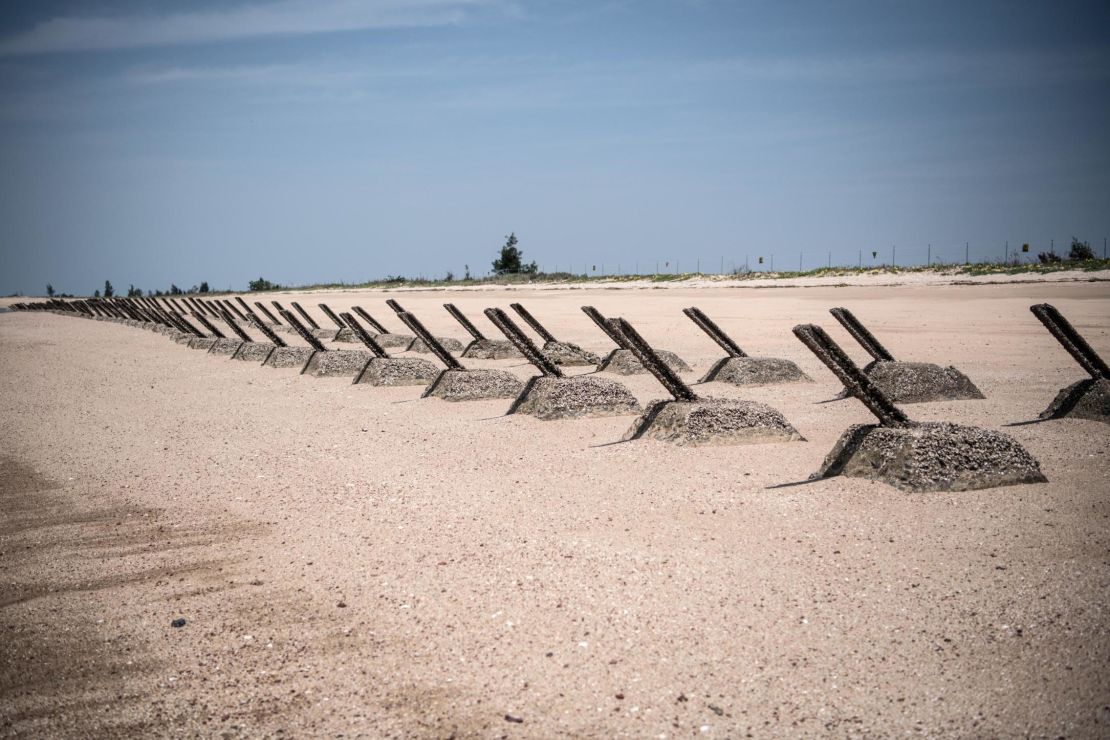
2,279,1109,737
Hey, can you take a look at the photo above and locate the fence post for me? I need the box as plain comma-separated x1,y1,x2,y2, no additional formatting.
892,245,896,268
965,242,969,265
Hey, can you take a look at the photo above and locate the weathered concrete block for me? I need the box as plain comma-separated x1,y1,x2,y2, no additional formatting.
623,397,803,446
814,422,1046,492
509,376,641,420
422,369,524,401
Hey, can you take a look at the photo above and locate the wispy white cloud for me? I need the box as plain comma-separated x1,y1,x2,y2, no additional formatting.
0,0,506,56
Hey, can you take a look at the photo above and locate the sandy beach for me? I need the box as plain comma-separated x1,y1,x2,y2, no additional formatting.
2,279,1108,737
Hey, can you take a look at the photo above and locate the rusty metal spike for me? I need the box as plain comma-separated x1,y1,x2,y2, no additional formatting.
279,310,327,352
484,308,563,377
396,311,464,370
1030,303,1110,379
254,301,281,324
217,307,253,342
610,318,697,402
829,307,896,362
581,306,628,348
291,301,320,329
683,307,747,358
340,313,388,358
793,324,911,427
223,299,248,321
510,303,558,343
192,311,226,339
318,303,347,329
352,306,389,334
248,314,287,346
444,304,486,341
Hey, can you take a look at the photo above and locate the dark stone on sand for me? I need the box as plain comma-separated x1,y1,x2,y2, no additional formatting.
813,421,1046,492
623,397,803,446
302,349,373,378
1039,377,1110,424
700,356,812,385
600,348,690,375
354,357,441,386
508,376,642,420
422,368,524,401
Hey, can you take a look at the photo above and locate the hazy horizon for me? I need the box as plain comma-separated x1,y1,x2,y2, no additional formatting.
2,0,1108,296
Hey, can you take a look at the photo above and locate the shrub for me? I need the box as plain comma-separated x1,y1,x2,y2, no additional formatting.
1069,237,1095,261
249,277,280,291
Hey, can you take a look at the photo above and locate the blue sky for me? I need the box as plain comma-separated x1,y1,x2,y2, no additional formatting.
1,0,1108,294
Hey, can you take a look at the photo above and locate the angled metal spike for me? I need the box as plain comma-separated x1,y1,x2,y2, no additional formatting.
279,309,327,352
793,324,911,427
485,308,563,377
223,299,248,321
291,301,320,329
683,307,747,358
318,303,347,329
192,311,226,339
396,311,464,370
217,307,253,342
352,306,389,334
610,318,697,401
234,296,254,316
190,297,212,316
248,314,287,347
254,301,281,324
385,298,406,314
1030,303,1110,379
174,313,205,337
581,306,628,348
445,303,486,341
510,303,558,344
340,312,388,358
829,307,896,362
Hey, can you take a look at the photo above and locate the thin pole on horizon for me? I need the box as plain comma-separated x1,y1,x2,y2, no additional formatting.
892,245,896,268
858,249,862,267
828,251,831,268
720,256,724,274
965,242,969,265
799,252,803,272
928,243,931,266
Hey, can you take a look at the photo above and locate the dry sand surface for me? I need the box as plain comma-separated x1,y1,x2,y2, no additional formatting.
2,281,1109,738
